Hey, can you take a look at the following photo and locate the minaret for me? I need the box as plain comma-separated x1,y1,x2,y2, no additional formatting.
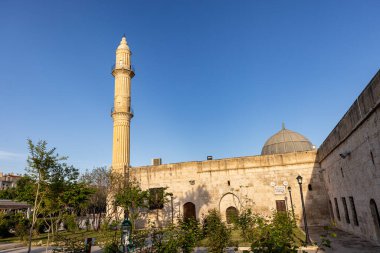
111,36,135,175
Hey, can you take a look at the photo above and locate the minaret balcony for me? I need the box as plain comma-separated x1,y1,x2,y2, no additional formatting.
111,107,134,118
111,64,135,77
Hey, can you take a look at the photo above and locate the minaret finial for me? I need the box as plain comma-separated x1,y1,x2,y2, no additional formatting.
282,122,285,130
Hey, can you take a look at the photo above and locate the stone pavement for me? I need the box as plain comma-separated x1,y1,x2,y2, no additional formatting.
308,226,380,253
0,245,102,253
0,242,24,251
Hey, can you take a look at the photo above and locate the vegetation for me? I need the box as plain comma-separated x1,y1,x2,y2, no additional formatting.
202,209,233,253
0,140,335,252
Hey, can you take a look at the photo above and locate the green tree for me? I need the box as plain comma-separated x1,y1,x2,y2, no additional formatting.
113,176,149,231
203,209,231,253
25,139,92,253
0,187,17,199
248,211,297,253
81,167,110,230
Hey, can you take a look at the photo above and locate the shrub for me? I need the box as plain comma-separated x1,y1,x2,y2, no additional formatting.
0,213,13,237
0,212,29,239
177,218,202,253
14,215,30,241
250,211,297,253
203,209,231,253
233,208,254,241
63,213,78,232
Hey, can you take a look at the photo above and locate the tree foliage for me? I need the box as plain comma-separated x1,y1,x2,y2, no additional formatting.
24,139,93,252
203,209,232,253
80,167,111,230
233,209,298,253
112,175,149,230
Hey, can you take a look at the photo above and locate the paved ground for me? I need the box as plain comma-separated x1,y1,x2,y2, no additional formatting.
0,245,102,253
308,226,380,253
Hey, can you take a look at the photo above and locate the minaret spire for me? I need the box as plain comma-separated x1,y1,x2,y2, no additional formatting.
111,36,135,175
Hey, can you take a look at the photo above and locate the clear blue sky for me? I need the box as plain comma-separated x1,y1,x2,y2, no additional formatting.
1,0,379,174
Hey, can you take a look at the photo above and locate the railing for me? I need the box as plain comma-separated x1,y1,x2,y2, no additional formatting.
111,64,135,73
111,107,134,118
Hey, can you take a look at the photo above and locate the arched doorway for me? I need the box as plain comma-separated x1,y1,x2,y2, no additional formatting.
183,202,196,220
226,206,238,224
370,199,380,240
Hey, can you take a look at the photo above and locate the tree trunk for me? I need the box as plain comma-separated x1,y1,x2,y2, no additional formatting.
27,175,41,253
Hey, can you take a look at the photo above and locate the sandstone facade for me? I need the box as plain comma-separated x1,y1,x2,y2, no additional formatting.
318,70,380,244
131,151,329,228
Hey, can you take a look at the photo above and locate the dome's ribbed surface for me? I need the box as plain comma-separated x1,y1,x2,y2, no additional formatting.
261,127,314,155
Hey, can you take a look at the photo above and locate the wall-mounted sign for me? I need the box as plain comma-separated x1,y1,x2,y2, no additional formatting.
274,186,286,195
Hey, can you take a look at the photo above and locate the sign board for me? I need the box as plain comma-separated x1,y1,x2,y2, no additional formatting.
274,186,286,195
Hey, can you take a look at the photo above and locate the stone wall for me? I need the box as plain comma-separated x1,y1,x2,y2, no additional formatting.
318,70,380,244
131,150,329,228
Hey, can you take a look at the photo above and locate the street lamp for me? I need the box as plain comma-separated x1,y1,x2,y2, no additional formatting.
168,193,174,224
121,218,132,252
287,186,295,220
296,175,311,245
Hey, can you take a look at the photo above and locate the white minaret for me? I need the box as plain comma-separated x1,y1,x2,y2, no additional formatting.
111,36,135,175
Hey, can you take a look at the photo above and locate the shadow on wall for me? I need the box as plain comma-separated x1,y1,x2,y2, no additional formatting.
302,161,331,227
179,185,212,221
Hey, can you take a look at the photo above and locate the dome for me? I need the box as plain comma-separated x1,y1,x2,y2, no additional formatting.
261,125,314,155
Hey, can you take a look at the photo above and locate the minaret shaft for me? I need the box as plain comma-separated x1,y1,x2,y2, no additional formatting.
111,36,134,175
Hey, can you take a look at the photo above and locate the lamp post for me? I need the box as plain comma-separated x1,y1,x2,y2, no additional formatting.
296,175,311,245
287,186,295,220
168,193,174,224
121,218,132,252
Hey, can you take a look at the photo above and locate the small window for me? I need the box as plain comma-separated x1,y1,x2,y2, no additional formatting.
183,202,196,220
226,206,238,224
334,198,341,221
308,184,312,191
227,180,231,186
329,200,335,221
370,151,375,166
349,196,359,226
276,200,287,212
342,197,350,224
149,187,165,210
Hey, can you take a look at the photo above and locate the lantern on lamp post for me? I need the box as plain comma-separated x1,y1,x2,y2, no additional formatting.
296,175,311,245
121,218,132,252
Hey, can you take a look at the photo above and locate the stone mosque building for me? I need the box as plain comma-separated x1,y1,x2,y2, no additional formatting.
109,36,380,244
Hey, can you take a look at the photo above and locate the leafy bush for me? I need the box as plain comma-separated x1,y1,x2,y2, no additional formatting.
249,211,297,253
177,218,202,253
233,208,254,241
0,212,29,239
103,242,122,253
14,215,30,241
203,209,231,253
63,213,78,232
0,213,13,237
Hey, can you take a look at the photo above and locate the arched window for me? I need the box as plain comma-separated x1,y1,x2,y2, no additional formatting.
183,202,196,221
370,199,380,238
226,206,238,224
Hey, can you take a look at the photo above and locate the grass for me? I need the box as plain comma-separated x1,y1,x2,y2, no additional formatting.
0,230,119,246
1,226,307,249
198,227,306,248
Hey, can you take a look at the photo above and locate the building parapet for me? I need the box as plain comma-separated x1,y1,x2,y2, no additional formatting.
318,69,380,162
132,150,318,174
